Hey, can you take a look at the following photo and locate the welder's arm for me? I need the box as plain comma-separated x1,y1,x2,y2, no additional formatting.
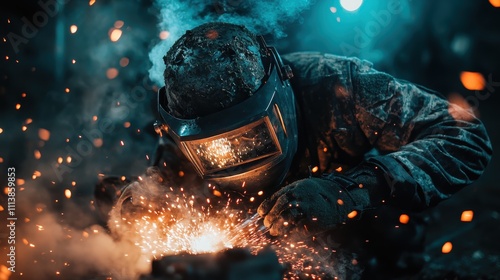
351,70,492,211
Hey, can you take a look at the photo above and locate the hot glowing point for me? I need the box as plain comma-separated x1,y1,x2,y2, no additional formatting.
460,71,485,91
442,241,453,254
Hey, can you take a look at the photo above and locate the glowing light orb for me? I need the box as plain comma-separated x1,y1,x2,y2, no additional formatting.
340,0,363,12
461,210,474,222
109,28,122,42
106,68,119,79
399,214,410,224
159,31,170,40
490,0,500,8
65,189,72,199
441,241,453,254
460,71,485,91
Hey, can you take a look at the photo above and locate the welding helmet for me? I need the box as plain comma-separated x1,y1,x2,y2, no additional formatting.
157,23,297,196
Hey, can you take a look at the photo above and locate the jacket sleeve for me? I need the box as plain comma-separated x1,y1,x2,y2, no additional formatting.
350,64,492,211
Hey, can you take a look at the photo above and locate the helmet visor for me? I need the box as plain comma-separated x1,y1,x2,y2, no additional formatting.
182,117,281,174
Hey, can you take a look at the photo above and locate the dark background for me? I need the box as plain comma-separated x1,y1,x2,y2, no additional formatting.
0,0,499,279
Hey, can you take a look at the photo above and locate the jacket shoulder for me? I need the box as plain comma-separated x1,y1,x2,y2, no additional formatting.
282,52,373,84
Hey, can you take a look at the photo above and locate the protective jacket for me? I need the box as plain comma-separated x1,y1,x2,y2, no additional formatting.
282,52,492,211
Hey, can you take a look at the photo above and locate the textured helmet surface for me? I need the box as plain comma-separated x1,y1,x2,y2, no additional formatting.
163,22,266,118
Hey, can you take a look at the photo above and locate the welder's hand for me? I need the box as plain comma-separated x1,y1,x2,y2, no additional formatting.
257,177,369,236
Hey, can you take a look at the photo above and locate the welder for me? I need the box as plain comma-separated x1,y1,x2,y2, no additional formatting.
100,22,492,278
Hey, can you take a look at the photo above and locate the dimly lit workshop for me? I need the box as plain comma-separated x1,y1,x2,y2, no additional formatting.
1,0,499,279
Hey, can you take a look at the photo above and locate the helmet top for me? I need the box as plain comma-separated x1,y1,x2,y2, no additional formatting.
163,22,266,118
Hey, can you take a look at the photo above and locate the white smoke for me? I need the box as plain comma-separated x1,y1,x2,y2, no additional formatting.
148,0,313,85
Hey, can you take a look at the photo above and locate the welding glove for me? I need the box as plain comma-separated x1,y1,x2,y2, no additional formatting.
257,163,387,236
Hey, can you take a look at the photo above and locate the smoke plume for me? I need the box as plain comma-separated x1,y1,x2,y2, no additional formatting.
148,0,313,85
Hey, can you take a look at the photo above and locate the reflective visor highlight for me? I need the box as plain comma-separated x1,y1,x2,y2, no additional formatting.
183,117,281,174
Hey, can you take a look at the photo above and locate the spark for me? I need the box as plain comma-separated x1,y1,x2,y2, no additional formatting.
461,210,474,222
99,170,339,278
123,121,131,128
114,20,124,28
66,156,72,163
490,0,500,7
347,210,358,219
311,166,319,173
22,126,27,131
399,214,410,224
106,68,119,79
89,0,95,5
70,25,78,33
0,128,3,134
65,189,72,198
442,242,453,254
460,71,485,91
448,93,475,121
120,140,125,146
38,128,51,141
159,31,170,40
120,57,129,67
72,59,76,64
114,181,339,279
65,88,70,93
16,103,21,110
109,28,123,42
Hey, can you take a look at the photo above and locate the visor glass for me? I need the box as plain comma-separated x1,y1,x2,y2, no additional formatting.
183,118,281,174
